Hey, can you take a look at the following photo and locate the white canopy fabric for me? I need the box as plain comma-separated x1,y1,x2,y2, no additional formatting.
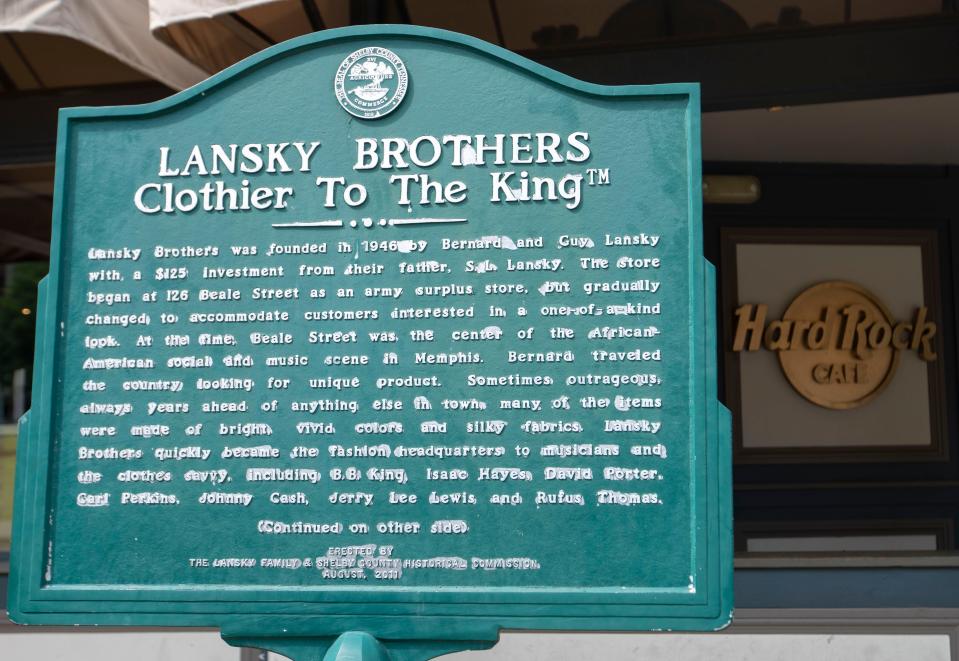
149,0,338,74
0,0,207,90
147,0,498,75
150,0,284,73
149,0,280,29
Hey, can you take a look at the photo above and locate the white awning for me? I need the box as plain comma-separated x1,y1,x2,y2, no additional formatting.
147,0,501,74
149,0,346,73
0,0,207,90
150,0,284,28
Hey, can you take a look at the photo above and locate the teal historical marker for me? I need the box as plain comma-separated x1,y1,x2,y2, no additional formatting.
9,26,732,661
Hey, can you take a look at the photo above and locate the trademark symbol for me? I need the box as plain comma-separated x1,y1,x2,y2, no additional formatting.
586,168,610,185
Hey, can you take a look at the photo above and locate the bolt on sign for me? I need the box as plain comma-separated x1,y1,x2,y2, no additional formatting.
9,26,731,661
733,280,937,409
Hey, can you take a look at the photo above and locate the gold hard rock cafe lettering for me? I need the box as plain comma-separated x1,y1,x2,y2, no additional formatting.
732,281,937,409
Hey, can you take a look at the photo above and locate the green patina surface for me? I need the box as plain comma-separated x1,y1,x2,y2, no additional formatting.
8,25,731,660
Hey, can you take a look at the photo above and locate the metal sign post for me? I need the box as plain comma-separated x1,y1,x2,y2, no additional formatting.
9,26,731,661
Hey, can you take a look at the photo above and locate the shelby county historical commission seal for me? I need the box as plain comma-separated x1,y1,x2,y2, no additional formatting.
334,47,408,119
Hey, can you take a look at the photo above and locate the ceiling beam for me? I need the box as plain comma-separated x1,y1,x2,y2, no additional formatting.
0,82,172,165
301,0,326,32
527,18,959,112
224,13,277,48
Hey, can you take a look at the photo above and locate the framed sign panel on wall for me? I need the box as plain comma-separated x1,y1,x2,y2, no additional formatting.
721,227,949,465
706,164,959,562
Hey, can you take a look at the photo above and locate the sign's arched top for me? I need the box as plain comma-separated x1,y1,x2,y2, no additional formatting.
334,46,408,119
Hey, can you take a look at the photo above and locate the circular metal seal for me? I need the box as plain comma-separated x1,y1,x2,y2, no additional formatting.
778,281,900,410
334,47,408,119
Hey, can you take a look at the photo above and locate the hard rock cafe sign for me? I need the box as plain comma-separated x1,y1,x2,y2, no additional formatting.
732,281,937,410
